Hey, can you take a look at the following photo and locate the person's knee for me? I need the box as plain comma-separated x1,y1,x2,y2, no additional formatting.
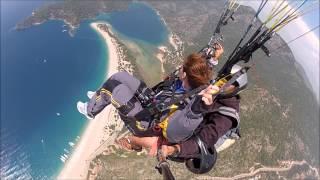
110,71,141,91
112,84,134,104
110,71,131,82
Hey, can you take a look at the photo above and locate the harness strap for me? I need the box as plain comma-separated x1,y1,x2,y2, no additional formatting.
134,108,154,122
135,81,155,107
154,67,248,116
101,79,121,94
100,78,154,115
201,106,240,129
216,106,241,139
152,69,179,93
118,96,138,116
216,106,240,126
158,105,179,139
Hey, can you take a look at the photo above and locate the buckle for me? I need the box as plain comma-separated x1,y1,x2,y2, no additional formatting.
118,97,136,115
155,103,166,112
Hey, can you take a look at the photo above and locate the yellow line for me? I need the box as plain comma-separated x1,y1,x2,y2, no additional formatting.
99,89,121,108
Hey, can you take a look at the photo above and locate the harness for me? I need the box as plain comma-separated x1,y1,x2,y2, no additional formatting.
210,106,241,149
137,66,248,121
99,75,186,136
101,64,246,140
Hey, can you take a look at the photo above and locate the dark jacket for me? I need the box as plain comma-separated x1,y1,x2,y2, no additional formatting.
178,95,240,158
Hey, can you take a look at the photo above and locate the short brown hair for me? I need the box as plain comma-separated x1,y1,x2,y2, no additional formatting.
183,53,213,89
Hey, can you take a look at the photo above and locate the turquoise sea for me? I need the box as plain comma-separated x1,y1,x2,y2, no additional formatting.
1,1,168,179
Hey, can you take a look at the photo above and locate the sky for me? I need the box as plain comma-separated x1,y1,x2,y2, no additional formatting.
238,0,320,102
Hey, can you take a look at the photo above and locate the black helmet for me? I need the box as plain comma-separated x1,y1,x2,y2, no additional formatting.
185,136,217,174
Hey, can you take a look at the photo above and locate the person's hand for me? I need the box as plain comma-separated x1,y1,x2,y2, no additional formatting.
148,136,170,157
213,43,224,59
149,144,158,157
198,85,220,105
159,144,180,160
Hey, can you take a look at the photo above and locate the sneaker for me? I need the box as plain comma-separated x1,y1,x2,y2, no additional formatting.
77,101,94,120
87,91,96,99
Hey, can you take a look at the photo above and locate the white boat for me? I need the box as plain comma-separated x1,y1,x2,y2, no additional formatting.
68,142,75,147
60,156,66,162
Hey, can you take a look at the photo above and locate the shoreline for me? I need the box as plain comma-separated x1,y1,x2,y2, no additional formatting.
156,45,167,77
155,32,183,77
58,22,126,179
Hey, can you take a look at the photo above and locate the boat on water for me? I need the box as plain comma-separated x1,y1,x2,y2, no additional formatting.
63,148,70,153
68,142,75,147
60,156,66,163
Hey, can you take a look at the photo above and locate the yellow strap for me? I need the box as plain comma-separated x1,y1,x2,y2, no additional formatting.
214,78,228,88
135,121,147,131
98,88,121,108
158,105,178,139
155,72,231,138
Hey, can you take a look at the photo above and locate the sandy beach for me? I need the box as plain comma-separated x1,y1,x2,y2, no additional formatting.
58,22,125,179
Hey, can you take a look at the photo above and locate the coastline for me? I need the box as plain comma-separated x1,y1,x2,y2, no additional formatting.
58,22,127,179
155,32,183,78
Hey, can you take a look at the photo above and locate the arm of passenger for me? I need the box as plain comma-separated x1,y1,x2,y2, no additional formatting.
178,113,234,159
165,93,216,143
165,97,205,143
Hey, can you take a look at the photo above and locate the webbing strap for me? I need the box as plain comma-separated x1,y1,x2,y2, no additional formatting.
140,68,246,120
100,78,141,115
118,96,138,116
135,81,155,107
101,79,121,94
203,106,240,128
135,81,148,94
217,106,240,124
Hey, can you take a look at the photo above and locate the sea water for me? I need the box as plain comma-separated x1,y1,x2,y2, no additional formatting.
1,1,107,179
1,1,168,179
